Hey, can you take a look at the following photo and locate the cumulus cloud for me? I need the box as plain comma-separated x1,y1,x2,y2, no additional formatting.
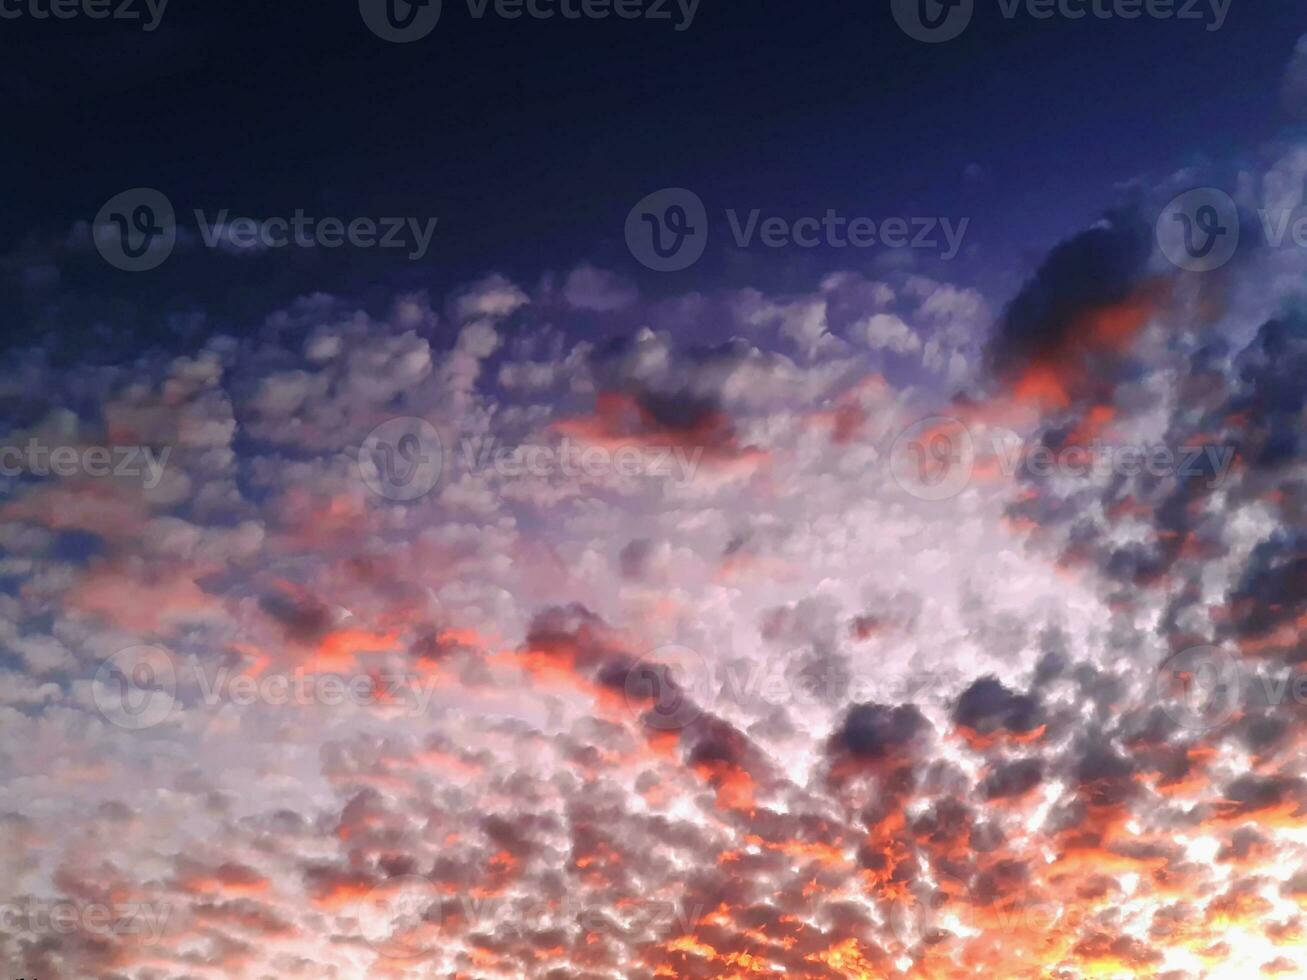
6,126,1307,980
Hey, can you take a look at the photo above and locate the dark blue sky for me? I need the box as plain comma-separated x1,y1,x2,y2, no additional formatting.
1,0,1303,349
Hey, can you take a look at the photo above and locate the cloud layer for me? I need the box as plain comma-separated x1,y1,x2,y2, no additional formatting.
5,129,1307,979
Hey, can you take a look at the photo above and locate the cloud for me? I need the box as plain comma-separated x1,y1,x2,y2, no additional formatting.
9,138,1307,977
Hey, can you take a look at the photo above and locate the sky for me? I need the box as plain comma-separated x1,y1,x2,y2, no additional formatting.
3,2,1307,978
